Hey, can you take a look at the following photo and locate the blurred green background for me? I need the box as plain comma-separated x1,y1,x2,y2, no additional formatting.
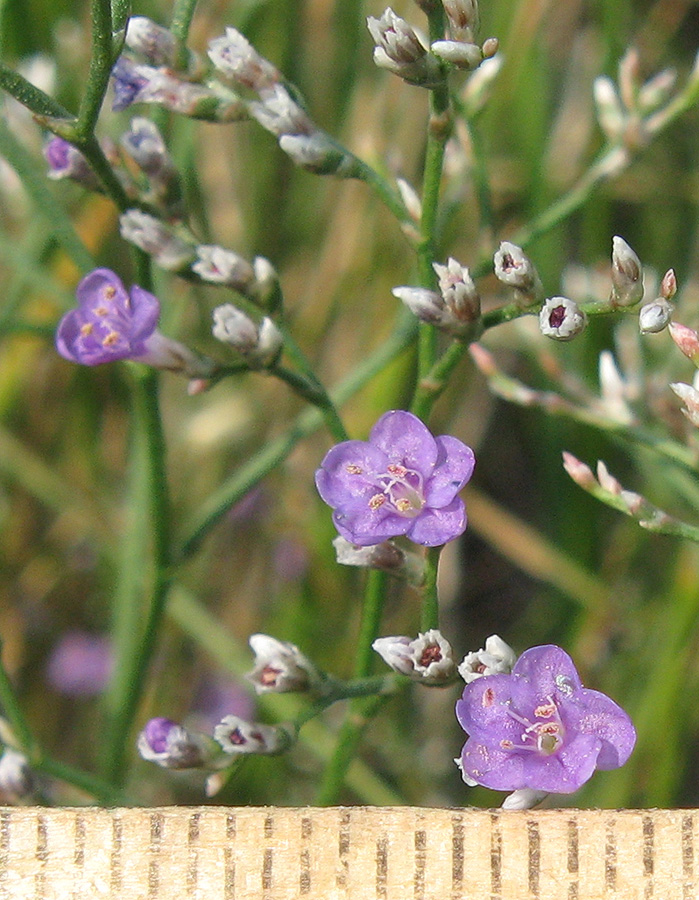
0,0,698,808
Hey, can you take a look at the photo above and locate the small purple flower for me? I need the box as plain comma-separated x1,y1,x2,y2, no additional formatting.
45,632,113,697
455,645,636,794
315,410,475,547
111,56,150,111
56,269,160,366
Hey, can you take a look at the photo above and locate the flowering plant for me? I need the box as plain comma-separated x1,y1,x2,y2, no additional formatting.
0,0,696,816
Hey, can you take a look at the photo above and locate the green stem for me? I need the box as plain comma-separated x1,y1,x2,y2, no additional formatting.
0,62,72,118
170,0,199,69
350,156,413,226
102,366,171,786
76,0,116,140
354,570,388,679
272,364,349,442
420,547,441,631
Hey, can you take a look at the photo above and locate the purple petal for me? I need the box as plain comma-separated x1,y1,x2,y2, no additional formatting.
424,435,475,507
511,645,583,701
128,284,162,337
315,441,388,508
406,498,466,546
75,268,128,310
460,739,527,790
455,674,520,743
332,507,411,546
55,309,84,363
563,688,636,769
369,410,438,472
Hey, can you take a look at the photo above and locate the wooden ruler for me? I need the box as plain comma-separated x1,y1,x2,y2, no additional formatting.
0,805,693,899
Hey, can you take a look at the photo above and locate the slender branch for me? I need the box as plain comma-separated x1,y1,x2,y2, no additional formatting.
0,62,72,118
76,0,116,140
420,547,441,631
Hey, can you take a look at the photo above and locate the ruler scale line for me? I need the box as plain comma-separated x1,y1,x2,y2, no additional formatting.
490,812,502,900
451,813,464,900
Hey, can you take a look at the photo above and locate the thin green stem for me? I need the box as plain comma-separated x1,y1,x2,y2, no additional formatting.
350,156,413,227
102,366,171,786
354,570,389,679
0,62,72,119
420,547,441,631
76,0,116,140
170,0,199,69
273,364,349,442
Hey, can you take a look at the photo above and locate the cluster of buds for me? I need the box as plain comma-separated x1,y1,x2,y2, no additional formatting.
245,634,318,694
432,0,498,71
332,536,426,584
639,268,676,334
457,634,516,683
207,27,356,176
393,257,481,338
593,48,683,151
493,241,543,306
212,303,283,368
372,630,457,685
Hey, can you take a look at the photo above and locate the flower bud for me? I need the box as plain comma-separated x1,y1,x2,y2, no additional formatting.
192,245,255,290
430,40,482,70
119,210,195,270
373,630,457,685
392,286,445,324
367,9,442,86
610,236,644,307
670,382,699,428
457,634,517,683
660,268,677,300
212,304,283,367
639,297,673,334
120,117,174,180
208,27,280,91
44,137,100,190
249,85,315,137
493,241,540,301
460,55,502,116
137,717,213,769
251,256,279,304
443,0,480,42
539,296,587,341
434,257,481,323
638,68,677,114
481,37,499,58
246,634,316,694
125,17,177,67
561,452,597,490
214,716,290,755
332,536,425,583
593,76,625,142
669,322,699,366
501,789,548,810
278,133,355,175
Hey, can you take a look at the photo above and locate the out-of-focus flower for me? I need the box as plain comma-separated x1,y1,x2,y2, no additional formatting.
192,245,255,290
332,535,425,583
610,236,644,307
669,322,699,366
670,381,699,428
214,716,290,755
56,268,214,376
443,0,480,42
45,632,113,696
120,117,174,180
212,304,283,368
119,210,194,270
539,297,587,341
246,634,316,694
455,645,636,794
44,137,100,190
249,84,315,137
125,17,177,67
457,635,516,684
0,749,34,803
316,410,475,547
137,717,214,769
367,8,442,86
208,27,280,91
373,630,457,684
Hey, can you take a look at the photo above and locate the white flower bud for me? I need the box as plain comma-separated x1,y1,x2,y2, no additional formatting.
493,241,539,296
367,9,442,86
208,27,279,90
593,76,625,141
192,245,255,290
119,210,194,270
246,634,315,693
372,635,414,677
433,257,481,324
250,85,315,137
457,634,517,683
539,296,587,341
671,382,699,428
392,286,445,324
501,789,548,810
278,133,353,175
639,297,673,333
214,716,290,755
430,40,482,69
610,236,644,307
251,256,278,303
443,0,480,42
125,17,177,67
373,630,456,684
332,536,425,582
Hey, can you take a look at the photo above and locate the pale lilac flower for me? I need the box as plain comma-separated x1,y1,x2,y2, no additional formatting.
45,632,113,696
125,17,177,67
44,137,99,189
208,27,280,91
458,634,517,683
192,245,255,290
373,630,457,684
120,118,174,180
455,645,636,794
111,56,150,110
119,209,194,270
137,717,212,769
212,304,283,367
315,410,475,546
214,716,289,755
249,84,315,137
246,634,315,694
56,268,213,376
539,297,587,341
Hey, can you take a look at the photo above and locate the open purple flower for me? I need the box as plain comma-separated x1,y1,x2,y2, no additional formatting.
56,268,160,366
315,410,475,547
455,645,636,794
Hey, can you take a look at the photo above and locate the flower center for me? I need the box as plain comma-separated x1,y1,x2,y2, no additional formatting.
499,696,565,757
373,462,425,518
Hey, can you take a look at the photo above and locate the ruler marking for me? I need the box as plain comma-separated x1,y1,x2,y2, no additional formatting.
527,819,540,897
643,815,654,876
35,814,48,900
376,833,388,900
605,818,617,890
110,813,123,893
224,812,236,900
187,811,201,896
264,815,274,840
0,810,11,899
300,816,312,895
148,812,163,900
683,814,694,899
490,813,502,899
414,829,426,900
337,810,351,889
262,848,273,898
451,814,464,899
567,818,579,900
74,814,86,867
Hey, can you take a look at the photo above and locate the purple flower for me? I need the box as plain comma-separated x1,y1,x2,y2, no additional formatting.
111,56,151,110
56,268,160,366
45,632,113,697
455,645,636,794
315,410,475,547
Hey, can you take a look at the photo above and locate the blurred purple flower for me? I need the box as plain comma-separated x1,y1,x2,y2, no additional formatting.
189,674,255,733
45,632,112,697
111,56,150,110
56,268,160,366
315,410,475,546
455,645,636,794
